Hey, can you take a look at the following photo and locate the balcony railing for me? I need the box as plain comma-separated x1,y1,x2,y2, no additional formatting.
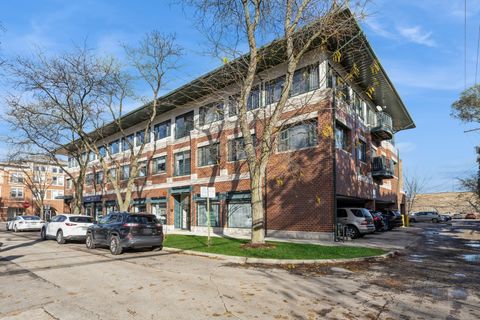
371,112,393,141
372,156,395,179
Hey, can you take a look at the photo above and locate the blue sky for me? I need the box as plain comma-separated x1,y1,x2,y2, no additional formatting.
0,0,479,193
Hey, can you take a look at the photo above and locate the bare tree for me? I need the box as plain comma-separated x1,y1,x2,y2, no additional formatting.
81,31,182,211
181,0,366,244
3,47,116,214
404,172,427,214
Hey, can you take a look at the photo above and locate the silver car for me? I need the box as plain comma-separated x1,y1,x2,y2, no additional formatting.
337,208,376,239
409,211,441,223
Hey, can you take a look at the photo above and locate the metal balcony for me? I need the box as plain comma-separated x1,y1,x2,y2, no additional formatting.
372,156,395,179
371,112,393,141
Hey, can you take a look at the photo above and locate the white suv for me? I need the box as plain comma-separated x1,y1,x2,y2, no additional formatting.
337,208,375,239
41,214,93,244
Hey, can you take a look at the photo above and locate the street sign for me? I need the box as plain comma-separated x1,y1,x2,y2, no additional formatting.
200,187,216,198
22,201,30,209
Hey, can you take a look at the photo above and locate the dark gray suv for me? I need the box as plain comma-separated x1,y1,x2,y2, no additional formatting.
85,212,164,255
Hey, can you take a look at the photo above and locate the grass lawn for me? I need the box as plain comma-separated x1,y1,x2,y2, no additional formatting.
163,234,385,260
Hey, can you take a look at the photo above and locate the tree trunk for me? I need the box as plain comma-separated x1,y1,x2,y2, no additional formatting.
250,168,265,244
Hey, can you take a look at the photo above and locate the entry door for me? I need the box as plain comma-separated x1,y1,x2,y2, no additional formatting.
174,194,190,230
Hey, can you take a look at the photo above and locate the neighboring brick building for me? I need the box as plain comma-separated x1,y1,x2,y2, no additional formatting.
61,11,414,240
0,161,67,221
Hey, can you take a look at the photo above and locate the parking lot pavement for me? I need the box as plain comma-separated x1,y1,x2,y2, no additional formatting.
1,221,480,320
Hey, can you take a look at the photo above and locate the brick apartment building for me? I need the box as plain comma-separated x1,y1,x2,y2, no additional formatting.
0,161,66,221
62,12,414,240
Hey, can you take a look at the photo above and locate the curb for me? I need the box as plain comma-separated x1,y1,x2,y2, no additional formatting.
162,247,399,265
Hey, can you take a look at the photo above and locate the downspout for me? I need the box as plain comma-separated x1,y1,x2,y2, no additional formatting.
332,80,338,242
264,167,267,238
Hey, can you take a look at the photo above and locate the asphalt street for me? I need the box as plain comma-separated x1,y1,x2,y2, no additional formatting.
0,221,479,319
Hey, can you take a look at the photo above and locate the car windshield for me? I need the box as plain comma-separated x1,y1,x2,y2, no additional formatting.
69,216,93,223
23,216,40,220
126,215,158,224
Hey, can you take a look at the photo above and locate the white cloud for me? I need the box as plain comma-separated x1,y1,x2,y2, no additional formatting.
397,25,436,47
364,18,393,39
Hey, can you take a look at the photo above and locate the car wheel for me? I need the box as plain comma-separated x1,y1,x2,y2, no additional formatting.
346,225,360,239
14,225,19,233
432,218,438,223
409,218,415,223
109,235,122,255
56,230,66,244
152,246,163,251
85,233,96,249
40,228,47,240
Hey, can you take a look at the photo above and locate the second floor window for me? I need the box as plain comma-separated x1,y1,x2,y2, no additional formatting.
175,111,194,139
357,139,367,163
335,122,351,151
52,176,64,186
152,156,167,174
137,161,147,177
10,172,24,184
10,188,24,199
108,168,117,180
278,120,318,152
95,172,104,185
85,173,94,186
198,144,220,167
120,165,130,180
174,151,191,176
199,102,224,125
228,135,256,161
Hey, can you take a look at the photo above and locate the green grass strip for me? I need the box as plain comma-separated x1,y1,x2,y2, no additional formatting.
163,234,385,260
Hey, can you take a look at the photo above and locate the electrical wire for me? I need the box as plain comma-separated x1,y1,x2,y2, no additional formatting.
465,0,467,90
475,24,480,85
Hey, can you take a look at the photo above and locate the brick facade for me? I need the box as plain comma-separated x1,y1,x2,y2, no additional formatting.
64,50,411,241
0,162,66,221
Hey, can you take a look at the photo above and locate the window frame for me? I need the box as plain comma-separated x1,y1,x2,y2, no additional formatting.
174,150,191,176
277,120,318,152
152,156,167,175
174,111,194,140
154,120,171,141
199,102,224,126
197,143,220,167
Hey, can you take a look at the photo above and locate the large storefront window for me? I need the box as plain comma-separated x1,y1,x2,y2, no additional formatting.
227,202,252,228
196,202,220,227
152,202,167,225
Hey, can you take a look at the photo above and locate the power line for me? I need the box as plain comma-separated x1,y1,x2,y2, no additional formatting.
476,24,480,85
465,0,467,90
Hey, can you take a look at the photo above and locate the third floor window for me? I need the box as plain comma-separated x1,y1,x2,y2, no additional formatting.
175,111,194,139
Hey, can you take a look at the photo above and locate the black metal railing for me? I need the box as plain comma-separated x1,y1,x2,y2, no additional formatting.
372,156,395,179
371,112,393,141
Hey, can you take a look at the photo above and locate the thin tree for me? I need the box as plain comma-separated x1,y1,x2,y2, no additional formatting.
404,172,427,214
81,31,182,211
4,47,116,214
181,0,366,244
